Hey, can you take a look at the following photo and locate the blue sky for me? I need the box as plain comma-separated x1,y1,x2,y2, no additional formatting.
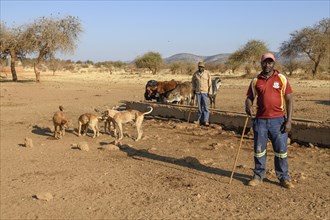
1,0,329,62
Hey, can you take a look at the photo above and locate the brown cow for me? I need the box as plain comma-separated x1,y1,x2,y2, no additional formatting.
166,81,193,105
145,79,179,102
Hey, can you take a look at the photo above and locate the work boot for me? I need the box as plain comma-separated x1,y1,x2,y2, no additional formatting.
193,121,200,125
280,180,294,189
205,122,210,126
248,178,263,187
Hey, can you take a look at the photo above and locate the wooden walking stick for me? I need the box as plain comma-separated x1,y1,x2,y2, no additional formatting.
229,116,249,184
187,111,192,123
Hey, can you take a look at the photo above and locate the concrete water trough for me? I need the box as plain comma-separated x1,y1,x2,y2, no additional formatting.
123,101,330,148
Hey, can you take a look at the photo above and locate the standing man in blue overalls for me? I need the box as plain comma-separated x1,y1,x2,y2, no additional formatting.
245,52,294,189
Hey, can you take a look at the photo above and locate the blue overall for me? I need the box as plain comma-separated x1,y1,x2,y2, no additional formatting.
196,93,209,124
252,117,290,181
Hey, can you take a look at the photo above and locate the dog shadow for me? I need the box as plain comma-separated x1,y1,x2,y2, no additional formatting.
116,143,252,185
72,128,104,137
31,125,53,137
32,125,74,138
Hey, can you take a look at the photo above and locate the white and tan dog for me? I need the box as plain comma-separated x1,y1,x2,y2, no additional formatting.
101,108,120,134
112,106,153,141
52,106,70,139
78,113,100,138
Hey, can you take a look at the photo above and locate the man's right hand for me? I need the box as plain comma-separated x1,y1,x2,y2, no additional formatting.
245,107,252,117
245,98,253,117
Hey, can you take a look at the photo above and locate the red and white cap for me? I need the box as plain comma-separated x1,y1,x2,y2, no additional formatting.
261,53,276,62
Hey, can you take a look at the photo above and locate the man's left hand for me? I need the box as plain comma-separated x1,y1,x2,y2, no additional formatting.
282,120,292,133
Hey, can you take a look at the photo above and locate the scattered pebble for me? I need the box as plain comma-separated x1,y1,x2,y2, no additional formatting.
183,156,200,165
237,164,247,169
34,192,53,201
24,137,33,148
200,158,214,165
297,172,307,180
78,142,89,151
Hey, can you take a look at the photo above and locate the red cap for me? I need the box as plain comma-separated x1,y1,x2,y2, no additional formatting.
261,53,276,62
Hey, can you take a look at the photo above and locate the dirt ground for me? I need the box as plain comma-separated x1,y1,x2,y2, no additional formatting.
1,70,329,219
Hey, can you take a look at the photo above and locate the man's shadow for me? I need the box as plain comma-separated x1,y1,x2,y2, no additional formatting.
112,143,253,185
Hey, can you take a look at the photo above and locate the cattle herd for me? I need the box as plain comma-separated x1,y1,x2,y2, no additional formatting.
144,77,222,107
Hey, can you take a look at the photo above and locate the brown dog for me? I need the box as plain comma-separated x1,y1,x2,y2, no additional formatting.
52,106,69,139
112,107,153,141
78,113,100,138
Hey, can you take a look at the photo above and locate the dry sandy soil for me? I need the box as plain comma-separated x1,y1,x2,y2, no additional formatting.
1,70,329,219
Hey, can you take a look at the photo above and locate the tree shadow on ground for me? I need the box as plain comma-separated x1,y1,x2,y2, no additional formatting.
315,100,330,106
0,79,35,83
116,143,254,185
304,99,330,106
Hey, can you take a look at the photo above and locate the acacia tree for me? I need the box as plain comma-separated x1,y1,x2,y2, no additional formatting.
169,61,181,75
23,15,82,82
135,51,163,75
239,40,268,75
280,18,330,77
0,22,25,81
281,57,301,75
226,40,268,75
47,57,63,75
225,50,242,73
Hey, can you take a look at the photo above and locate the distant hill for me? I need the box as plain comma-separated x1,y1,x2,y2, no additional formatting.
164,53,231,64
164,52,308,64
164,53,206,64
203,54,232,63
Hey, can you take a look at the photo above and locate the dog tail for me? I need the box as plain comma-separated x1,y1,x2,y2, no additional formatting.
143,106,153,115
59,105,64,111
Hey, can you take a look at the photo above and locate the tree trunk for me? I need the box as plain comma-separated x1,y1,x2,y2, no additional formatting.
9,50,18,81
312,60,320,78
10,58,18,82
34,59,42,82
